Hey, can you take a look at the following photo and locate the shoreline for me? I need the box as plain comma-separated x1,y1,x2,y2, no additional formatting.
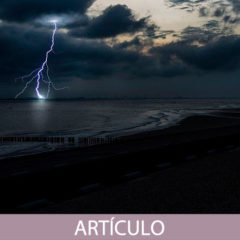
0,107,237,160
1,110,240,212
2,110,240,164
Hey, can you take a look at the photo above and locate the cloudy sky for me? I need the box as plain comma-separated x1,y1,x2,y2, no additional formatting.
0,0,240,98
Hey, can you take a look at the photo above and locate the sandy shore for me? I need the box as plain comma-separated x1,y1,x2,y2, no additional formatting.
1,110,240,213
40,147,240,213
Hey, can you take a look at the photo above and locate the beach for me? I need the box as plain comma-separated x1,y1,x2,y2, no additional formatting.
40,145,240,213
1,109,240,213
0,99,239,159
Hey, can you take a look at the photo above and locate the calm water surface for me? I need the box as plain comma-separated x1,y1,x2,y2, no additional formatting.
0,99,240,158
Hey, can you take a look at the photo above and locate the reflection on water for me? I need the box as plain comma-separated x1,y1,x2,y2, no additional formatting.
0,99,240,137
30,100,49,133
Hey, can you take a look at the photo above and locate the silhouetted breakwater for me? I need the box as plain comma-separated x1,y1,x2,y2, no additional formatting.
0,136,120,146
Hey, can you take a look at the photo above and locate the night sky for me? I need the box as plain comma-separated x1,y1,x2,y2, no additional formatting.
0,0,240,98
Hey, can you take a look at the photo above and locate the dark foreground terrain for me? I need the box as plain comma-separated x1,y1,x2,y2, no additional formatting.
1,110,240,213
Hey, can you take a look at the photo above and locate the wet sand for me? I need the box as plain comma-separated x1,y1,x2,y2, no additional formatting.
1,110,240,213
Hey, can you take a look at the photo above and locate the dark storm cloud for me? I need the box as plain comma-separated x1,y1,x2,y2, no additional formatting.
151,35,240,72
168,0,206,5
167,0,230,8
115,35,155,52
170,0,240,28
1,0,240,98
174,20,232,44
1,18,240,88
0,19,185,96
229,0,240,13
199,7,209,17
0,23,51,79
213,7,226,17
167,0,207,11
0,22,144,82
116,37,142,49
0,0,94,22
181,26,215,43
226,16,240,24
68,5,150,38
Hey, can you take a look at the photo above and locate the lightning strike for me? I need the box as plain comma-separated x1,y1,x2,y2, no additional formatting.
15,21,68,99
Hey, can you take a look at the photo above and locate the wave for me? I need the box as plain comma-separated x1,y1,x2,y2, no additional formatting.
1,99,240,159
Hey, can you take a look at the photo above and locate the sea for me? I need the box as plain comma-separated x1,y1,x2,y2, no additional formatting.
1,99,240,159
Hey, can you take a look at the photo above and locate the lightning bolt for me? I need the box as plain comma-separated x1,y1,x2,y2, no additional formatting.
15,22,68,99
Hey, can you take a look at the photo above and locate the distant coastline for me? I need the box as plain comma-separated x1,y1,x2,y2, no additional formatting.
2,97,240,101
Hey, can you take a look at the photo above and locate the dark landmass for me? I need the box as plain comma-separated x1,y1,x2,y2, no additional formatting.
1,110,240,213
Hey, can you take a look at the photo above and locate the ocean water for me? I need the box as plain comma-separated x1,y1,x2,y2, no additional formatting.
1,99,240,159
